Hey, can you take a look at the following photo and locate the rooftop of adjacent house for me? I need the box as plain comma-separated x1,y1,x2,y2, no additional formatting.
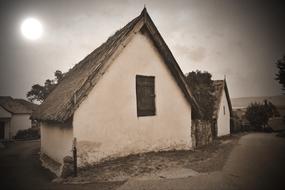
31,8,201,122
0,96,38,114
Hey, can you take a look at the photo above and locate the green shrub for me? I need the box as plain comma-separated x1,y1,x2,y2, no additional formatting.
185,70,215,120
15,128,40,140
245,100,275,131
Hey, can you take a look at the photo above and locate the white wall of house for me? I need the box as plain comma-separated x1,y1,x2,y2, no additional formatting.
73,31,192,166
40,122,73,165
0,106,11,140
10,114,31,138
217,90,231,137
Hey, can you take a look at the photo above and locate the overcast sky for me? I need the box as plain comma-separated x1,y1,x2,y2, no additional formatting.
0,0,285,100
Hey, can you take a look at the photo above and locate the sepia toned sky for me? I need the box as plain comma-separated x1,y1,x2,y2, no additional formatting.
0,0,285,99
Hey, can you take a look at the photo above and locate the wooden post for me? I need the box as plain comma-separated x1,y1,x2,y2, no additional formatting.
72,138,77,177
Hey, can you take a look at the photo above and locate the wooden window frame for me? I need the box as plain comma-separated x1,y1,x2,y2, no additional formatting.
136,75,156,117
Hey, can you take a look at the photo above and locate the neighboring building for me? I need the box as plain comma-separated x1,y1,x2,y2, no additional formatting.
212,80,232,137
0,96,37,140
32,8,200,176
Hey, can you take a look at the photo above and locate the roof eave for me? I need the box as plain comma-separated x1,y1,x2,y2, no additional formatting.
142,10,202,117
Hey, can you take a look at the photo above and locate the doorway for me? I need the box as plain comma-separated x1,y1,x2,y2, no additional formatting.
0,121,5,139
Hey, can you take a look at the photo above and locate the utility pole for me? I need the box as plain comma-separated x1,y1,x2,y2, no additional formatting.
72,138,77,177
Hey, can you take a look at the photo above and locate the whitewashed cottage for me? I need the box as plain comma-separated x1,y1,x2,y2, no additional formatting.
32,8,201,176
212,80,232,137
0,96,37,140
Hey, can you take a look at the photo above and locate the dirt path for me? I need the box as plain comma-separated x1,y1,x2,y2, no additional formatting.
64,134,240,183
117,133,285,190
0,133,244,189
0,141,123,190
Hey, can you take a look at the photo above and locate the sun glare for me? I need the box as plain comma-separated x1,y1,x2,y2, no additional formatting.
21,18,43,40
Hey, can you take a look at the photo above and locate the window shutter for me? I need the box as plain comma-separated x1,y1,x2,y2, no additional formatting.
136,75,156,116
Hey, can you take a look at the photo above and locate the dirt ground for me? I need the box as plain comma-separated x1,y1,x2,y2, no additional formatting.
0,140,124,190
117,132,285,190
64,134,242,184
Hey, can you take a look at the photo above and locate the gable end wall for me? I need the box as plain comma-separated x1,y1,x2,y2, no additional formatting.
73,31,192,167
217,89,231,136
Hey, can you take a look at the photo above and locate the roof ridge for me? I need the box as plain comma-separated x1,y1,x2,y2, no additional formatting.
63,13,143,81
32,8,201,122
32,10,144,122
0,96,13,99
0,97,35,114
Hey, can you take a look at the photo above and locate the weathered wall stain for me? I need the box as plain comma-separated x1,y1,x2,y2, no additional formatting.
77,139,192,167
191,120,212,148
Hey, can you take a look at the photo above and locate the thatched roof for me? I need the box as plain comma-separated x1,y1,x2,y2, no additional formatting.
14,99,38,112
0,96,37,114
32,8,201,122
212,80,232,119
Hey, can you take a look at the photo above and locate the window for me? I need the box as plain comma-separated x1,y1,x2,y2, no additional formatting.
136,75,156,117
223,105,225,115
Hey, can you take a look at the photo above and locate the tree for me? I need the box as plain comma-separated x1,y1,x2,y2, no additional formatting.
245,100,275,130
54,70,64,83
185,70,216,120
275,55,285,92
264,100,280,117
27,70,64,103
26,84,46,103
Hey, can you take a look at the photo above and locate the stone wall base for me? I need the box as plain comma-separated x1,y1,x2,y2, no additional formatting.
191,120,213,148
40,153,62,177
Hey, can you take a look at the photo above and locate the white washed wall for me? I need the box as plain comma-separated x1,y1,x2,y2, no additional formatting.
40,122,73,164
217,90,231,136
73,31,192,166
10,114,31,138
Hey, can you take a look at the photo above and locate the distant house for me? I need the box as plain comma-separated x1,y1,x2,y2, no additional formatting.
212,80,232,137
0,96,37,140
32,8,201,176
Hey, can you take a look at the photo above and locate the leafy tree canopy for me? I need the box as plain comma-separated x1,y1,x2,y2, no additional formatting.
27,70,64,103
185,70,216,120
245,100,278,130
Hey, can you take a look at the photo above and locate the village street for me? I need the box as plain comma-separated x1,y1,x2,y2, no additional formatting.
118,133,285,190
0,133,284,190
0,141,124,190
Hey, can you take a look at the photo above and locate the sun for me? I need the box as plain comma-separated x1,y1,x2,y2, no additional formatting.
21,18,43,40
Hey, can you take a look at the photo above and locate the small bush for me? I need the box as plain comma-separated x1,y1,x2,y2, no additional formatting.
15,128,40,140
245,101,275,131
